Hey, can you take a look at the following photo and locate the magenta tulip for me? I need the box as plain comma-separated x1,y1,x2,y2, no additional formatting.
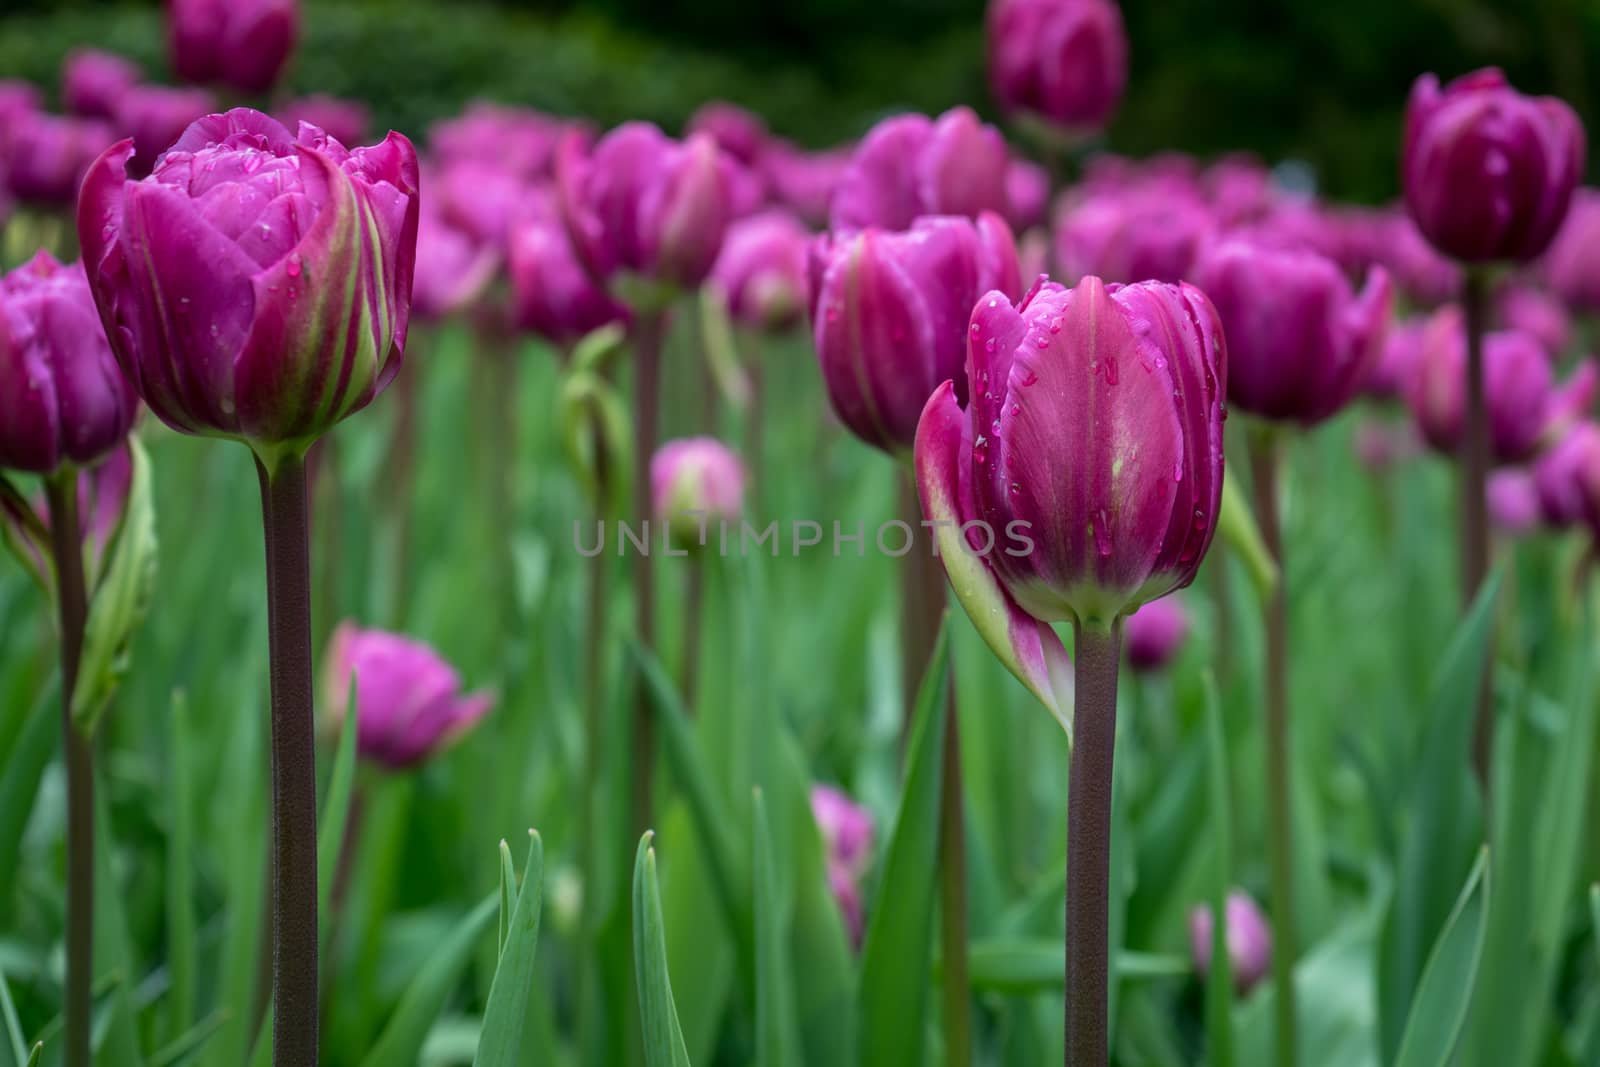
114,85,217,179
687,101,770,167
279,95,371,148
710,210,811,331
811,784,875,945
1365,316,1427,401
1497,284,1571,356
508,212,628,346
322,622,495,770
1403,68,1585,264
1192,235,1391,426
762,142,851,227
1190,891,1272,995
1534,421,1600,527
1055,187,1216,287
1488,468,1542,536
830,108,1011,232
5,112,115,207
62,50,141,120
429,102,571,182
651,437,745,547
168,0,299,95
811,213,1022,456
0,251,136,475
412,205,497,322
1007,159,1051,232
1124,597,1189,672
987,0,1127,133
1405,308,1553,464
1,442,135,587
77,109,419,458
1541,188,1600,312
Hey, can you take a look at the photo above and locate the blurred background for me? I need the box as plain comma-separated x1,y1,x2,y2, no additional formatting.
2,0,1596,203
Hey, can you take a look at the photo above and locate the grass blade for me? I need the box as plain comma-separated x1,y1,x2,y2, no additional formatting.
0,680,58,915
753,789,800,1067
317,677,362,936
1394,849,1488,1067
165,691,197,1042
633,832,693,1067
1,960,27,1067
472,831,545,1067
1203,671,1236,1067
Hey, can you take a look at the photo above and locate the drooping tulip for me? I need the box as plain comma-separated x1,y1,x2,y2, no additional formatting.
508,212,628,346
168,0,299,95
321,622,495,770
279,95,371,148
830,108,1012,232
1192,235,1391,425
1533,421,1600,527
811,213,1021,456
811,784,875,945
987,0,1127,133
0,251,137,475
114,85,218,179
650,437,745,548
1123,596,1189,672
1405,308,1554,464
1403,68,1585,264
1488,468,1542,536
412,205,498,322
1541,188,1600,312
1189,891,1272,995
62,50,141,120
556,122,736,292
1055,187,1215,286
710,210,810,331
77,108,419,458
5,112,114,207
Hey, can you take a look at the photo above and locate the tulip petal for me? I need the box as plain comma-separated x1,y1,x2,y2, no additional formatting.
916,380,1075,734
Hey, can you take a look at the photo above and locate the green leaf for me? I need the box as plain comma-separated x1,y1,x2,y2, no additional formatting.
1202,672,1236,1067
318,681,361,934
1,959,28,1067
857,621,949,1067
0,679,57,915
1217,473,1277,607
962,940,1189,993
74,437,158,732
753,789,800,1067
165,691,198,1043
497,839,516,957
633,833,694,1067
0,471,49,592
358,894,497,1067
698,285,751,410
92,764,146,1067
21,1045,37,1067
148,1011,229,1067
1394,849,1489,1067
1591,885,1600,970
472,831,546,1067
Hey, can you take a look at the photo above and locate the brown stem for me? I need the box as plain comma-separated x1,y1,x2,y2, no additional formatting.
1249,429,1297,1067
631,310,666,835
1065,620,1121,1067
1462,269,1494,786
256,452,320,1067
46,472,92,1067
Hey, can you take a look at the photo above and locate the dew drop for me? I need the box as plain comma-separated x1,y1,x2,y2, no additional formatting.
1093,509,1112,557
970,322,981,335
1018,369,1038,387
1192,507,1208,531
1104,357,1119,385
1034,335,1049,349
990,419,1001,435
1010,403,1021,415
1010,481,1022,496
285,254,303,277
985,338,997,353
1172,460,1183,483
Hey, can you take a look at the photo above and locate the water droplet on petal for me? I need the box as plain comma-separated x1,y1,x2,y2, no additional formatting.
1093,509,1112,557
1104,357,1119,385
1018,369,1038,387
985,338,997,353
285,254,303,277
990,419,1001,435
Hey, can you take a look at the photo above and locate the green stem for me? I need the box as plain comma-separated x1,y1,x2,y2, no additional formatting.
46,471,92,1067
385,346,422,628
1065,619,1120,1067
255,452,319,1067
1249,429,1297,1067
631,310,666,835
1461,268,1494,786
683,558,705,711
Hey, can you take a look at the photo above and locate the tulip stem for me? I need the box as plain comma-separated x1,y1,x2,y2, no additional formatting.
1248,428,1297,1067
1065,619,1120,1067
255,451,320,1067
45,470,93,1067
385,347,422,627
683,559,705,710
1461,267,1493,786
631,310,666,834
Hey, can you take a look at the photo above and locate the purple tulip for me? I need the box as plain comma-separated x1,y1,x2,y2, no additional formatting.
811,784,875,945
811,213,1022,455
508,212,628,347
1365,316,1427,401
830,109,1012,232
1488,468,1542,536
762,142,851,227
1192,236,1391,426
1542,360,1598,445
710,211,811,331
0,81,41,124
1496,284,1571,356
279,95,371,148
651,437,745,547
114,85,218,180
1055,187,1216,287
321,622,495,770
168,0,299,95
433,159,530,252
916,276,1225,720
1007,159,1051,233
0,251,136,475
1534,421,1600,527
1189,891,1272,995
1405,308,1553,464
62,50,141,120
1377,209,1463,307
412,204,498,322
1124,597,1189,672
77,109,419,455
1403,68,1585,264
557,122,737,292
1204,155,1276,228
987,0,1127,133
429,102,573,182
687,101,770,167
5,112,115,207
1541,188,1600,312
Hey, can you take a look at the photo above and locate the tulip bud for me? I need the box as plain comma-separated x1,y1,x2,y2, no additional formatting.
762,143,851,227
62,50,141,120
412,205,498,322
0,251,137,475
811,784,875,946
1007,159,1051,233
321,622,495,770
6,112,114,207
1365,316,1426,401
916,276,1225,727
1405,308,1553,464
1189,891,1271,995
1124,597,1189,672
279,95,371,148
687,101,770,167
1488,468,1542,536
78,109,420,462
428,103,571,183
1403,68,1585,264
114,85,218,180
650,437,745,550
1192,236,1391,426
509,212,629,347
1204,155,1275,228
1534,421,1600,528
168,0,299,96
1497,284,1571,356
1055,187,1216,286
830,109,1012,232
710,211,811,332
812,213,1022,456
1540,189,1600,313
433,160,530,251
987,0,1128,134
557,123,737,294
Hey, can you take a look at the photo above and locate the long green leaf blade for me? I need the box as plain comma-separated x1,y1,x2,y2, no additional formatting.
633,832,693,1067
1394,849,1489,1067
472,831,546,1067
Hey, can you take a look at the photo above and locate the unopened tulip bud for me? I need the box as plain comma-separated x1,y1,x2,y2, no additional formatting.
811,784,875,946
830,108,1012,232
62,50,141,120
1405,309,1553,464
651,437,745,549
1007,160,1051,232
1365,316,1426,401
428,103,571,183
321,622,495,770
1189,891,1272,995
987,0,1127,133
710,211,811,331
1403,68,1585,263
168,0,299,95
762,143,851,227
1488,468,1542,536
1124,597,1189,672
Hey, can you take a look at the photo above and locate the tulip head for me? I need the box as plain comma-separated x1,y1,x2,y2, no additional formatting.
321,622,495,771
1497,284,1571,356
1189,891,1272,995
830,109,1012,232
114,85,218,180
711,211,811,331
1055,187,1216,286
1006,159,1051,233
167,0,299,95
0,251,137,475
78,109,420,464
1541,188,1600,312
650,437,745,549
1193,236,1391,426
1124,596,1189,672
279,95,371,148
1403,68,1585,264
1405,308,1553,464
987,0,1127,133
428,103,571,183
811,784,875,947
509,212,629,347
1488,468,1542,536
6,112,114,207
687,101,770,167
1533,421,1600,528
62,50,141,120
762,143,851,227
811,213,1022,457
1365,316,1426,401
412,205,498,322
